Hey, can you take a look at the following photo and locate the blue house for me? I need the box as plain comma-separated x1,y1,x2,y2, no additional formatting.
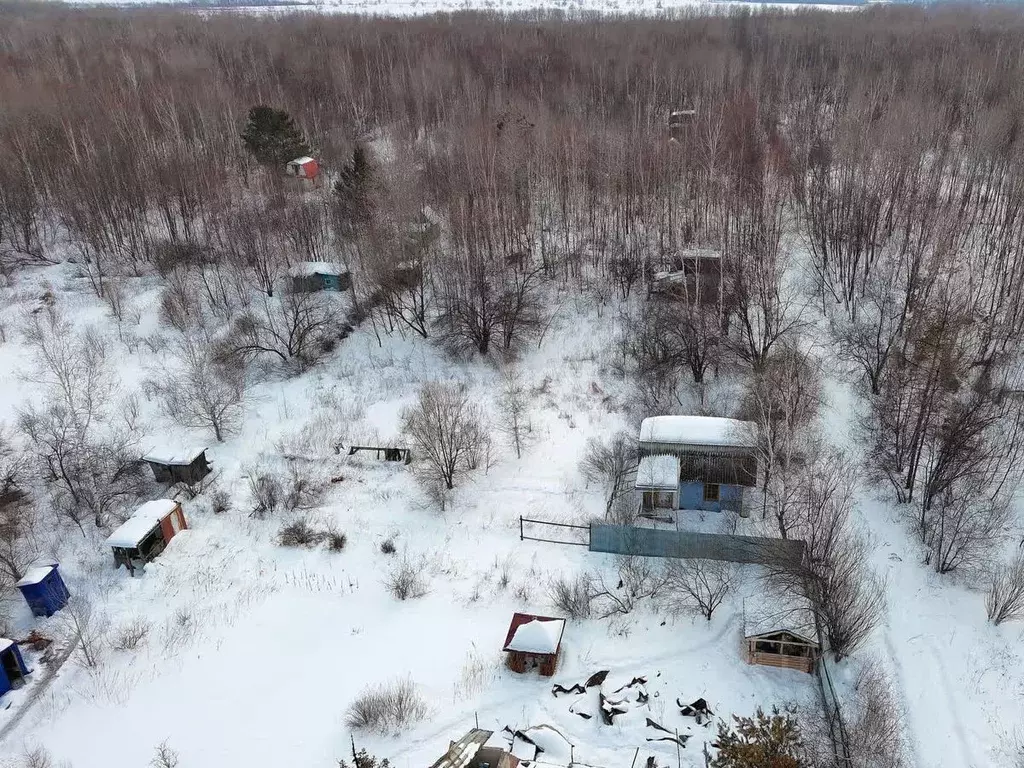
288,262,351,293
0,639,29,697
636,415,758,516
16,564,70,618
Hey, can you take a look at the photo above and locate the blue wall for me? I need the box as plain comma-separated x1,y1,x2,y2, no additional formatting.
18,566,70,618
0,643,28,697
678,481,744,512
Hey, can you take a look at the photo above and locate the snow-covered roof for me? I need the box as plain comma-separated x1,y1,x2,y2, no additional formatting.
106,500,178,549
505,617,565,654
635,454,680,490
142,445,206,466
639,415,756,449
288,261,347,277
15,565,56,587
289,156,315,165
0,638,13,654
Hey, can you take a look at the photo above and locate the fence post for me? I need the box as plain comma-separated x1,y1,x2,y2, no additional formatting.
520,516,523,541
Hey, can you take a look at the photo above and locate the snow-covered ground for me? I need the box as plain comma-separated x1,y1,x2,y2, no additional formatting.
0,260,1021,768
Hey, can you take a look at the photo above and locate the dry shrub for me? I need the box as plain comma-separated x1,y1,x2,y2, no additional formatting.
326,527,347,552
846,661,907,768
345,677,429,734
278,518,324,548
384,557,428,600
112,617,150,651
549,573,596,619
986,552,1024,625
380,537,397,555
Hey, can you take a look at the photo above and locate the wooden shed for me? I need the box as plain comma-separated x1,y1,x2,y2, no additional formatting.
743,599,819,674
143,446,211,485
106,500,187,576
0,639,29,698
285,155,319,181
502,613,565,677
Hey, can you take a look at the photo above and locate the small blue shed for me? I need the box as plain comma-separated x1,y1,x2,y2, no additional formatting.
0,639,29,697
16,564,70,618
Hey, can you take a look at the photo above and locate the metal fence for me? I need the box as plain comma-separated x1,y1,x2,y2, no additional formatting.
589,524,805,567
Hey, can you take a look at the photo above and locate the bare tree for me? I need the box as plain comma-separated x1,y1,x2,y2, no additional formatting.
662,558,735,621
150,742,180,768
221,291,340,372
158,342,247,442
401,382,487,491
807,536,886,661
496,369,532,458
59,594,107,669
985,552,1024,625
580,432,637,519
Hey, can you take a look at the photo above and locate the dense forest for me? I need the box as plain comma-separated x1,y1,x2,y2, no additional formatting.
3,2,1024,615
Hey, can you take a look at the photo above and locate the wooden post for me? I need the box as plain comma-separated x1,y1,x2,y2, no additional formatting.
520,516,524,541
675,730,681,768
630,747,640,768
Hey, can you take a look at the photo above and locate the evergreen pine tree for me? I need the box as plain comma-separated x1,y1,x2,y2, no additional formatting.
333,143,374,238
711,707,807,768
240,105,311,168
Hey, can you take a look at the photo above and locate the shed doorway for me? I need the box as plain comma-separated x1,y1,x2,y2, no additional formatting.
2,649,25,686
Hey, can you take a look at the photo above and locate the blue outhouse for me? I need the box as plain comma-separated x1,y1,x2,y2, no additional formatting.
0,639,29,697
16,564,70,618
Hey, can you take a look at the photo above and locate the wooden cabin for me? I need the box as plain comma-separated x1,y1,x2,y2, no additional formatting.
106,500,187,576
502,613,565,677
744,629,819,674
649,249,725,306
143,447,211,485
0,639,29,698
636,415,758,516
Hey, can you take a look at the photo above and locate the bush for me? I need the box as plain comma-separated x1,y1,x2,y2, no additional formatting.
210,488,231,514
112,617,150,651
380,537,397,555
549,573,596,619
247,465,325,518
986,553,1024,625
326,528,348,552
345,678,428,734
278,519,324,548
385,558,428,600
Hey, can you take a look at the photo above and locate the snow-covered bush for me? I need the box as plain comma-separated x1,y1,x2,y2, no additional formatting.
986,553,1024,625
246,464,325,518
384,557,428,600
548,573,596,619
380,537,397,555
345,677,428,734
112,617,151,651
278,519,323,548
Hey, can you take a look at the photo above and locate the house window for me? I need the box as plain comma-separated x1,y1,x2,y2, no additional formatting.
703,483,720,502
